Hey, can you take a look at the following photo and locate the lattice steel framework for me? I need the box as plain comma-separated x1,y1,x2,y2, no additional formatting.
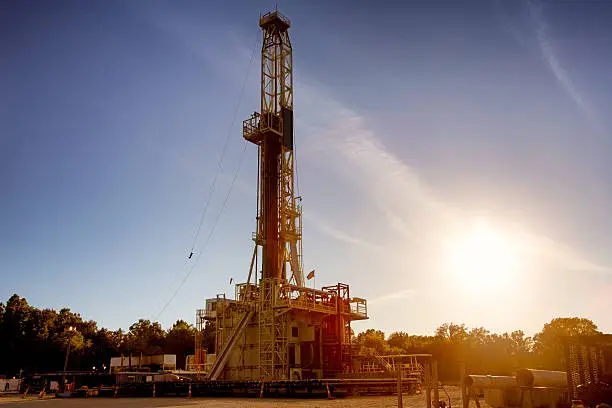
242,11,300,380
258,278,288,380
321,283,353,374
280,148,303,286
195,9,370,382
243,10,303,287
261,12,302,287
564,335,612,400
194,309,207,377
260,12,292,116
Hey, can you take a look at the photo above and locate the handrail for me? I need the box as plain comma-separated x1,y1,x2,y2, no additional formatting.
207,309,255,380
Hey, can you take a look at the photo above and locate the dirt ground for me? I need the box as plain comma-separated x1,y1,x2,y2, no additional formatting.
0,386,474,407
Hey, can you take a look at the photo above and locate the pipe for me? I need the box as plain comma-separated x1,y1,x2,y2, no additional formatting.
465,375,517,388
489,376,518,388
516,369,567,388
465,375,492,388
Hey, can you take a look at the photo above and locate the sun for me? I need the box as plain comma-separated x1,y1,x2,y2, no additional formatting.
443,220,521,291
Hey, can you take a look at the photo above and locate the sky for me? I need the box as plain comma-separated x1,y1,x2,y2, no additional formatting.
2,0,612,337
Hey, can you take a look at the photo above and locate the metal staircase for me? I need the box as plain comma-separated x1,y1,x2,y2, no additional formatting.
207,309,255,380
375,354,395,374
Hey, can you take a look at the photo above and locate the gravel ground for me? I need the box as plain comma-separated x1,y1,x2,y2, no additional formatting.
0,386,473,407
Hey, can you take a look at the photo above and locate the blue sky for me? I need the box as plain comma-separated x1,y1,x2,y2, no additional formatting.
2,0,612,337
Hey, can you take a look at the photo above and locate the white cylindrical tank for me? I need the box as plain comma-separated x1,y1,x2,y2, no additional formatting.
465,375,517,388
516,369,568,387
489,376,518,388
466,375,492,388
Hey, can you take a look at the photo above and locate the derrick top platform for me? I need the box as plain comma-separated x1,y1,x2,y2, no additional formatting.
260,10,291,31
199,281,368,322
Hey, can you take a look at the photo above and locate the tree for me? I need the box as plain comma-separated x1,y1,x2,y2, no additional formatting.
165,320,196,369
84,329,121,372
0,293,605,378
56,328,85,358
201,321,216,353
468,327,490,347
1,295,33,374
386,332,435,353
533,317,601,369
435,323,469,344
509,330,533,354
354,329,389,355
0,295,177,376
388,332,411,351
127,319,166,355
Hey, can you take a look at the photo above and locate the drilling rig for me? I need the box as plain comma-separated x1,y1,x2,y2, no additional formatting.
195,10,368,382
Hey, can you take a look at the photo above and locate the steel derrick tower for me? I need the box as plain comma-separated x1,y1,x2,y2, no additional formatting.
199,10,368,383
243,10,303,287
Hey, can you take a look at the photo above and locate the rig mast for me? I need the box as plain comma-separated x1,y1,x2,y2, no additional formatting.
197,10,368,383
243,10,303,287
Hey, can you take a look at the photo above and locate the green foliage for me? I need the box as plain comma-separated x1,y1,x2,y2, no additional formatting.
354,329,389,355
165,320,197,369
435,323,469,344
0,294,201,376
126,319,166,355
532,317,601,370
0,294,604,379
201,321,216,353
354,318,600,380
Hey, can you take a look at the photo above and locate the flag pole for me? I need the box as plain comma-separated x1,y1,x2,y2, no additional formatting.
306,270,316,289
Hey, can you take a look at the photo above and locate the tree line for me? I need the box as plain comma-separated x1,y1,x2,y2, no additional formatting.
0,293,602,378
0,294,214,376
354,318,601,380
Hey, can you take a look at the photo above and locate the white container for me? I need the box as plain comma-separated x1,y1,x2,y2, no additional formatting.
516,369,568,387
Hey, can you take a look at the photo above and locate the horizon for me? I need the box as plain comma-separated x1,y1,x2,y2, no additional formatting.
2,291,588,338
2,0,612,338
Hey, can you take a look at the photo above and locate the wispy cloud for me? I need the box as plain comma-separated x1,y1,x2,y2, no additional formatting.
369,289,416,305
297,80,609,275
492,0,533,51
528,0,602,133
521,232,608,273
139,4,257,77
300,92,454,247
304,211,383,251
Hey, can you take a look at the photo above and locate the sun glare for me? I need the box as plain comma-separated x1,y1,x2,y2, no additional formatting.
444,220,521,292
